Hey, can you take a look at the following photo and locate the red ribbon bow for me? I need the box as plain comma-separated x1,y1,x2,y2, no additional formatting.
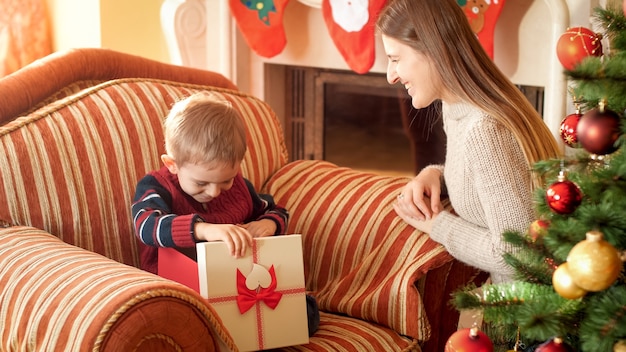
236,265,283,314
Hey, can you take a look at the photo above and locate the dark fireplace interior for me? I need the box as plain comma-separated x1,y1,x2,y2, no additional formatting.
281,65,544,177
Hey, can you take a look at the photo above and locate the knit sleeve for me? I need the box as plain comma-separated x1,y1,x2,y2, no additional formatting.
131,174,200,248
243,178,289,234
430,118,534,283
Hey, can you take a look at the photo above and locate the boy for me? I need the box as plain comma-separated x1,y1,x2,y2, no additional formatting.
132,92,288,273
131,92,319,336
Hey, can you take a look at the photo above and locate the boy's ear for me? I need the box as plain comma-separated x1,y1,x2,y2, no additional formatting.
161,154,179,174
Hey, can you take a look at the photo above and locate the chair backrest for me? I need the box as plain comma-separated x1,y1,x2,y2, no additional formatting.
0,48,237,124
0,79,288,267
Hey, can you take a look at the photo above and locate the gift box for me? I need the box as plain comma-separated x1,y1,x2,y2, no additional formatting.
158,235,309,351
197,234,309,351
158,246,200,292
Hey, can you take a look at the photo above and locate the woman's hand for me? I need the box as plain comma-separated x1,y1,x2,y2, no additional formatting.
239,219,277,238
394,167,443,221
194,222,253,258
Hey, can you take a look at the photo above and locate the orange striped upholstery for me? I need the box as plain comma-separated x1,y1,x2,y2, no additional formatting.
0,79,287,267
0,226,236,351
274,312,420,352
264,160,454,344
0,71,473,351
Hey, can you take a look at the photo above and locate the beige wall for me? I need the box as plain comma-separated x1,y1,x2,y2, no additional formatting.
45,0,170,63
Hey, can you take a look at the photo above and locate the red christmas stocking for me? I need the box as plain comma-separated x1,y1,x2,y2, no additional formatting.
322,0,387,74
458,0,506,59
229,0,290,58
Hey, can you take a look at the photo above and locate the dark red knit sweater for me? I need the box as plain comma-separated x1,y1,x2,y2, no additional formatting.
131,166,288,273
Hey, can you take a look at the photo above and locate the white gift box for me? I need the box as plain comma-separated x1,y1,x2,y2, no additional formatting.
196,234,309,351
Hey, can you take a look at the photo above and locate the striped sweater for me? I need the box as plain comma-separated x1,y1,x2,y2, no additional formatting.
131,166,289,273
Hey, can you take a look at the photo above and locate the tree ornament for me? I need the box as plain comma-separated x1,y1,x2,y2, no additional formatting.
614,340,626,352
545,170,582,214
536,337,574,351
577,103,622,155
552,262,587,299
567,230,622,291
559,112,582,148
445,326,494,352
556,26,603,70
528,219,549,243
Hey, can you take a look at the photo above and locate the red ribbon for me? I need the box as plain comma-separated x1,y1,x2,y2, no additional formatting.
236,265,283,314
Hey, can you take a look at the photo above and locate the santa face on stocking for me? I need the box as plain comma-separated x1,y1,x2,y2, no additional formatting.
329,0,369,32
322,0,386,73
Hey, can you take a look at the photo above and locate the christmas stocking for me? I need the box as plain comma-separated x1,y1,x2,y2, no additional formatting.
229,0,290,58
322,0,387,74
457,0,505,59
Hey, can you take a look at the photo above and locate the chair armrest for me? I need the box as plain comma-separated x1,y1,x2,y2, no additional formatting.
0,226,237,352
263,160,488,348
263,160,456,341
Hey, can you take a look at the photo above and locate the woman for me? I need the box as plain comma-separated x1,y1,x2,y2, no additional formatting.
377,0,561,283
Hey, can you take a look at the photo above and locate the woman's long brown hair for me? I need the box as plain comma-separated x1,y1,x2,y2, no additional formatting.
377,0,562,188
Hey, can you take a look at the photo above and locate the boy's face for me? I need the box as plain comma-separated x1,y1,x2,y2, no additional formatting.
162,155,240,204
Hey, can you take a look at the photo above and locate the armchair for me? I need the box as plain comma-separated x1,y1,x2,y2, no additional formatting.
0,48,486,351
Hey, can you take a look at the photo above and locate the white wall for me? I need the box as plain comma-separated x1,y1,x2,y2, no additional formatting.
45,0,169,63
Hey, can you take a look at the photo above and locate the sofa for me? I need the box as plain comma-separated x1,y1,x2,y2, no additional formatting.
0,48,487,351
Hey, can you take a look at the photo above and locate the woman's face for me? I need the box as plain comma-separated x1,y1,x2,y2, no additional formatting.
382,35,443,109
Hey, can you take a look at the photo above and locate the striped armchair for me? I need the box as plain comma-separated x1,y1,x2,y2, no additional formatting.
0,49,487,351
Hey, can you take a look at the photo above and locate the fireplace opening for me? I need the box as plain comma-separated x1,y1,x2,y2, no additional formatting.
283,66,447,177
323,81,447,177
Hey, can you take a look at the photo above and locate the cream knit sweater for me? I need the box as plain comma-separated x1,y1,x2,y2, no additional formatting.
429,101,535,284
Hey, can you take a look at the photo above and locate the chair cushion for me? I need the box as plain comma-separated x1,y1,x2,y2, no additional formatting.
263,160,454,341
276,312,420,352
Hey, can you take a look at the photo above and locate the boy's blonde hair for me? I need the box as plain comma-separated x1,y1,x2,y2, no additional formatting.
163,92,247,167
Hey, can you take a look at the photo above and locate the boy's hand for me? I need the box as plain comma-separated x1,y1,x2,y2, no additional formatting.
239,219,277,238
194,222,253,258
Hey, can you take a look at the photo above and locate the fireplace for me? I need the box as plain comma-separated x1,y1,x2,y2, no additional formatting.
271,64,544,176
279,65,446,175
196,0,572,170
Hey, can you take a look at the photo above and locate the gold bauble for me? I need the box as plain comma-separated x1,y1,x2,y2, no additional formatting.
615,340,626,352
553,262,587,299
567,230,622,291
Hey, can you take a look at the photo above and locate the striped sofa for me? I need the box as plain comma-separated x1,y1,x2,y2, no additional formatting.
0,49,487,351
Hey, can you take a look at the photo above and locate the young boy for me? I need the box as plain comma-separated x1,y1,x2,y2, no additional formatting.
131,92,319,335
132,92,288,273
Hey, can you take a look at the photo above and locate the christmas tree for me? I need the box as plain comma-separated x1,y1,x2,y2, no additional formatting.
448,5,626,352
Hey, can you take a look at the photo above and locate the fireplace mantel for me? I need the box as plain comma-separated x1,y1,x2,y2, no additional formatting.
161,0,588,149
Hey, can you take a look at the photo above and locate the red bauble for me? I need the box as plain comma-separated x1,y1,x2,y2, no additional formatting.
445,327,494,352
546,179,582,214
536,337,574,351
559,113,582,147
577,108,622,155
556,27,603,70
